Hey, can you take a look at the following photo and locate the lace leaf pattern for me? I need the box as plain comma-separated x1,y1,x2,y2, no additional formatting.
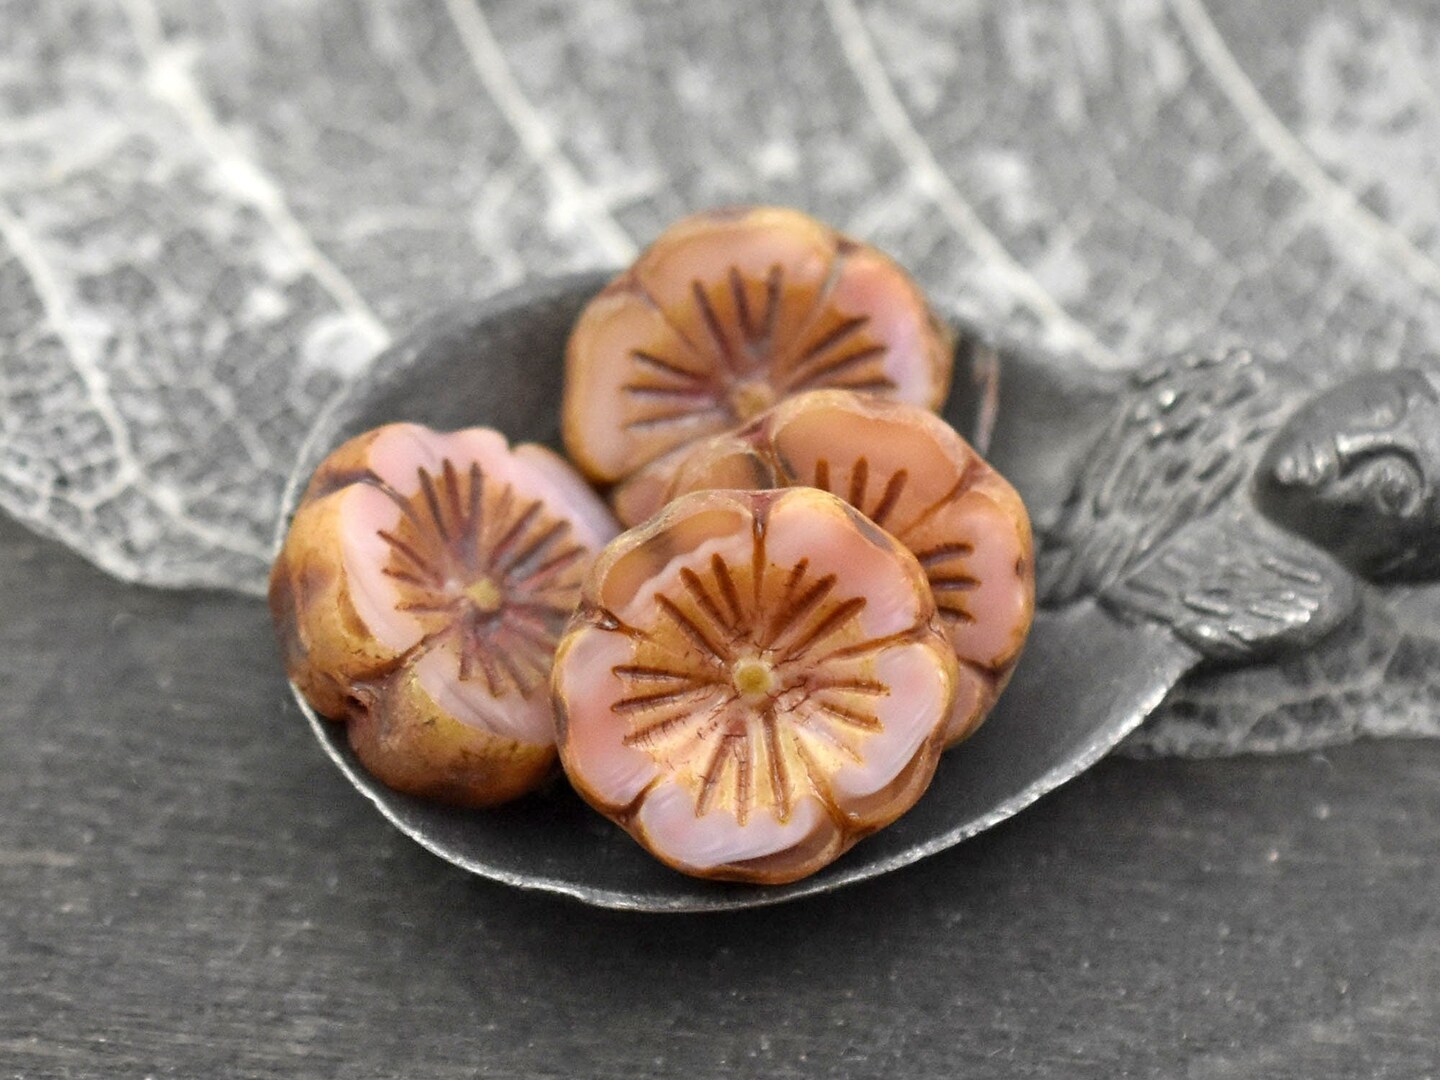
10,2,1440,755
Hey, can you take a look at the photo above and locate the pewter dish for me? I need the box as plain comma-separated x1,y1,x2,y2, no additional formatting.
273,272,1204,911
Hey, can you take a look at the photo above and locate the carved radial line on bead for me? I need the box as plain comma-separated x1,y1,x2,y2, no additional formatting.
607,530,904,825
620,257,897,435
808,457,985,629
374,457,585,698
775,255,895,395
810,455,901,531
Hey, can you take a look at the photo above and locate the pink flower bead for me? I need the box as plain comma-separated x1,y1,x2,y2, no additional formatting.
270,423,618,807
552,487,959,884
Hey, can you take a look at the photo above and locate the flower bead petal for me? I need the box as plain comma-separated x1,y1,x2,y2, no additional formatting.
339,483,432,653
552,487,958,884
761,489,932,643
510,442,624,548
411,638,556,747
763,389,966,536
630,207,836,380
902,477,1034,673
768,244,952,407
562,288,728,483
611,433,768,528
633,785,840,883
297,424,426,504
606,390,1035,747
562,206,954,484
270,422,619,807
552,625,666,811
346,648,555,808
817,639,955,814
269,486,421,718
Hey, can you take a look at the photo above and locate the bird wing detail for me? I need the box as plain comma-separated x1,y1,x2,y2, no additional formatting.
1040,349,1292,606
1100,510,1358,662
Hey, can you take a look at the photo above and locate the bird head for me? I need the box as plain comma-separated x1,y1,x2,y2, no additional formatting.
1257,369,1440,583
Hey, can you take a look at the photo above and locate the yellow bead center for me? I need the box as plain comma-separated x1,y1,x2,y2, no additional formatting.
464,576,504,613
731,657,777,700
729,379,776,421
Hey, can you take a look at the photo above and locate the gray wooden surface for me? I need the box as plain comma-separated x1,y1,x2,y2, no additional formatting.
3,511,1437,1078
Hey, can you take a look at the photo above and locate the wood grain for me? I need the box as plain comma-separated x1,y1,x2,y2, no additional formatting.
1,513,1436,1079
